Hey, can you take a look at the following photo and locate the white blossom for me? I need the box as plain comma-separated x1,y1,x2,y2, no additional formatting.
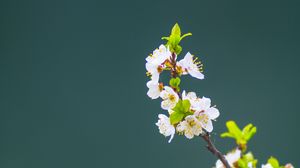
145,45,172,82
261,164,273,168
146,44,171,65
215,149,241,168
146,80,163,99
145,62,161,82
177,52,204,79
194,97,220,132
156,114,175,143
176,115,203,139
284,164,294,168
160,86,179,110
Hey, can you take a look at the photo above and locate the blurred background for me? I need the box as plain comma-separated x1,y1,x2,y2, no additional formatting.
0,0,299,167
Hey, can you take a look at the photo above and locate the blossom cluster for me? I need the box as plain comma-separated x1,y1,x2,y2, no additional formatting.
214,148,294,168
146,44,219,143
145,23,294,168
217,121,294,168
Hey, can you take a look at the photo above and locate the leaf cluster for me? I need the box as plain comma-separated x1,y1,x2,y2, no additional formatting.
169,100,193,125
162,23,192,55
267,157,284,168
237,152,257,168
221,121,257,151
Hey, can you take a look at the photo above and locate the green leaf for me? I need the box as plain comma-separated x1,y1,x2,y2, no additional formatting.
174,45,182,55
171,23,181,37
237,159,247,168
161,23,192,55
180,33,192,40
243,124,257,141
268,157,280,168
243,152,255,161
226,120,243,140
169,77,181,88
170,111,185,125
172,100,191,114
161,37,169,40
237,152,257,168
220,132,235,138
181,100,191,112
170,100,191,125
221,120,257,149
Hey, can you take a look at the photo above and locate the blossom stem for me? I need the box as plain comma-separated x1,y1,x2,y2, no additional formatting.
170,52,181,98
169,52,230,167
170,52,178,78
201,132,231,168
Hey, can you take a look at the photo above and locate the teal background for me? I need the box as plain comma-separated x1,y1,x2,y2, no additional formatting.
0,0,299,167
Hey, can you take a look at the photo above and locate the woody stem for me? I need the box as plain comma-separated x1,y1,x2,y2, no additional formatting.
169,52,230,168
202,132,231,168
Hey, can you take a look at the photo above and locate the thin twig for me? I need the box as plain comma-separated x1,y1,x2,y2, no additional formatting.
201,132,231,168
170,52,230,168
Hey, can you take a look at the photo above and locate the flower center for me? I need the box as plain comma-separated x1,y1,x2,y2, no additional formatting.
188,120,197,126
158,83,164,91
169,94,176,102
193,57,204,72
197,114,209,124
157,66,163,73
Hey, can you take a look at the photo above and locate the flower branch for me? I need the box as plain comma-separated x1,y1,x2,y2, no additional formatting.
145,23,294,168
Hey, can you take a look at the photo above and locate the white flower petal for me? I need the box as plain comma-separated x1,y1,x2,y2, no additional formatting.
164,86,176,95
168,133,174,143
202,119,213,132
225,149,241,166
156,114,175,143
262,164,273,168
215,149,241,168
182,90,187,99
161,100,171,110
200,97,211,110
185,130,194,139
146,80,161,99
160,86,179,110
187,92,197,99
176,121,186,132
147,44,171,65
177,52,204,80
160,90,169,99
207,107,220,120
189,70,204,79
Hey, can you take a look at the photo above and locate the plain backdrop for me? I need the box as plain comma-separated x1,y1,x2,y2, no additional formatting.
0,0,299,167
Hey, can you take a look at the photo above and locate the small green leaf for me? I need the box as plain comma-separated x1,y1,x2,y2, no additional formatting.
174,45,182,55
221,120,257,149
170,100,192,125
243,124,257,141
170,111,185,125
268,157,280,168
161,23,192,55
161,37,169,40
169,77,181,88
243,152,255,161
182,99,191,112
237,159,247,168
172,100,191,114
238,152,258,168
220,132,235,138
180,33,192,40
226,121,243,140
171,23,181,37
